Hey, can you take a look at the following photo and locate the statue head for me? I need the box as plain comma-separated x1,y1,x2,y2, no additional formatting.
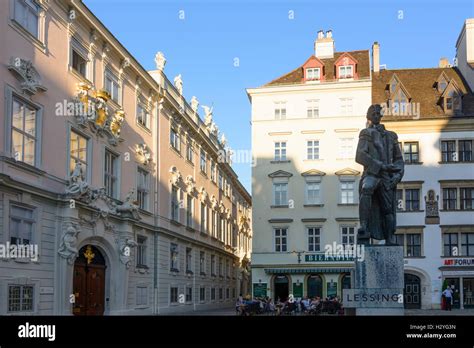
366,104,383,125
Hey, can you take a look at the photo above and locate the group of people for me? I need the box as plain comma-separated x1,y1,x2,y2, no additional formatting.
235,295,344,316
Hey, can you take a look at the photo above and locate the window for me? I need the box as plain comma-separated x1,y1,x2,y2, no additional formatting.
10,205,34,245
200,149,207,173
305,182,320,205
340,181,355,204
218,257,223,277
441,140,456,162
137,168,149,210
200,287,206,301
308,227,321,252
13,0,39,39
170,287,178,303
69,130,88,177
273,183,288,206
185,138,193,163
199,251,205,274
341,226,355,246
219,288,223,300
212,211,218,237
185,287,193,302
170,127,180,151
405,189,420,211
137,97,150,129
274,102,286,120
406,234,422,257
171,186,180,221
136,286,147,306
186,247,193,273
339,65,353,78
445,90,461,113
403,142,419,163
200,203,208,233
459,140,472,162
8,285,34,312
11,97,37,166
211,287,216,300
226,259,230,278
218,171,224,190
443,188,457,210
274,142,287,161
104,150,118,198
461,233,474,256
70,38,88,79
136,235,147,267
307,140,319,160
211,255,216,276
339,138,354,159
274,228,287,252
104,69,121,104
340,98,353,115
210,160,216,182
460,188,474,210
393,89,408,114
307,99,319,118
170,243,179,271
186,195,193,227
306,68,320,80
444,233,458,256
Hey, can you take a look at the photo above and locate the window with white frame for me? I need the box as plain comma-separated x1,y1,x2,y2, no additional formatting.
274,142,287,161
136,286,147,306
170,243,179,271
11,97,38,166
307,140,319,160
171,185,180,221
307,227,321,252
306,68,320,80
137,96,150,129
339,65,353,78
273,183,288,206
13,0,40,39
186,194,193,228
340,98,353,115
341,226,356,246
200,202,208,233
137,168,149,210
305,181,321,205
307,100,319,118
70,37,89,79
340,180,356,204
8,284,34,312
200,148,207,173
218,171,224,190
104,150,119,198
274,102,286,120
339,137,354,159
10,204,34,245
104,68,121,104
170,127,180,151
274,228,287,252
136,235,147,267
210,159,216,182
69,130,88,177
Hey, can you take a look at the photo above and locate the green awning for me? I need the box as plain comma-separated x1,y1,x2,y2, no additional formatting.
264,268,353,274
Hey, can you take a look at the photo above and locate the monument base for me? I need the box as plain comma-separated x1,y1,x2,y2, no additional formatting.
344,245,405,316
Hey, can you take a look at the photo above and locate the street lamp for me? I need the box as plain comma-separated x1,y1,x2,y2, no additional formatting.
292,250,304,264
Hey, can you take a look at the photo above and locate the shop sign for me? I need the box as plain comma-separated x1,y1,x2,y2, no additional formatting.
443,258,474,266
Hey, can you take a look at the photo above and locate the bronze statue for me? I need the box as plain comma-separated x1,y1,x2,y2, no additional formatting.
356,105,404,245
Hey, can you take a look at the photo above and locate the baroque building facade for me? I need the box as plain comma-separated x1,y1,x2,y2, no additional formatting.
0,0,251,315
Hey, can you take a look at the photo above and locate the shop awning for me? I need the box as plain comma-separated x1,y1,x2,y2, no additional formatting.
264,268,353,274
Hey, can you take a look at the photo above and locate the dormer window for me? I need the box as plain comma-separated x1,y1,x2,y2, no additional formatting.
389,75,400,94
436,72,450,93
306,68,320,80
445,90,461,112
339,65,353,79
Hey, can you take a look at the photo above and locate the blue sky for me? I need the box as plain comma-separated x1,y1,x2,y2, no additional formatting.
84,0,473,192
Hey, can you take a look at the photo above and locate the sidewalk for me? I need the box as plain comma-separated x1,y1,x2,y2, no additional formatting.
405,308,474,316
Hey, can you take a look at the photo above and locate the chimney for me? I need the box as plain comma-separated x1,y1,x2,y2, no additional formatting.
439,57,450,68
314,30,334,59
372,42,380,73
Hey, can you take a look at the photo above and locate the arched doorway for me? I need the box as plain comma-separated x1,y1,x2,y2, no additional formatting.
404,273,421,309
73,245,106,315
307,274,323,298
342,273,351,290
274,275,289,301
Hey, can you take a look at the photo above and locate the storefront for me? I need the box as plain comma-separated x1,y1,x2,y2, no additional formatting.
440,258,474,309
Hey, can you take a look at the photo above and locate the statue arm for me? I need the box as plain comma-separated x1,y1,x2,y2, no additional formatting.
355,130,383,175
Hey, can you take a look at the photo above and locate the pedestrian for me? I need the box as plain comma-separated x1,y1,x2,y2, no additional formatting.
442,287,453,311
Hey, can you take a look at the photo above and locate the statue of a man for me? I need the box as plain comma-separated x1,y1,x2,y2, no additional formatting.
355,104,404,245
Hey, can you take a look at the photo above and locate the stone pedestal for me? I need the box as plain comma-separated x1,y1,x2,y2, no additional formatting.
344,245,404,315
